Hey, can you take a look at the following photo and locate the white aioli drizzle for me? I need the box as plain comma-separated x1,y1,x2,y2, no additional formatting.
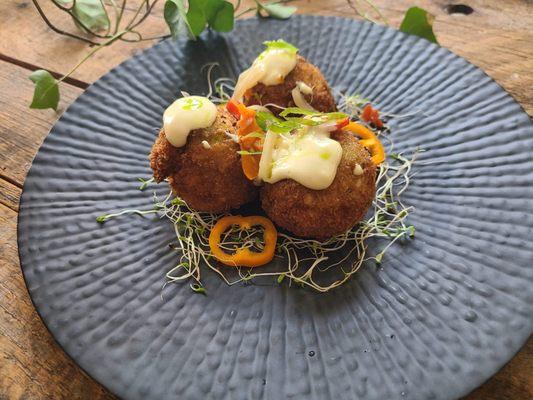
232,48,297,101
163,96,217,147
258,125,342,190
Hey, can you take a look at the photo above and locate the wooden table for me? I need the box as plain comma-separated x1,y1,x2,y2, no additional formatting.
0,0,531,398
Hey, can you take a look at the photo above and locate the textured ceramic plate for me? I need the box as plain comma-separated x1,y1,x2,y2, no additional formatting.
18,16,533,400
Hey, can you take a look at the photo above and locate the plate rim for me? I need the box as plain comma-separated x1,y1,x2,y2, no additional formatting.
16,14,533,400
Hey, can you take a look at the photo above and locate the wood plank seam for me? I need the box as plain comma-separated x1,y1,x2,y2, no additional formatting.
0,174,23,190
0,53,89,88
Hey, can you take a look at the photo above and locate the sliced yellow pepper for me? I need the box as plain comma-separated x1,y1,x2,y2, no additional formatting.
226,100,263,180
208,215,277,267
343,122,386,165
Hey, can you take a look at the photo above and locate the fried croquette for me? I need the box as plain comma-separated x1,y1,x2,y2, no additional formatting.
260,130,376,240
149,105,257,212
243,56,336,113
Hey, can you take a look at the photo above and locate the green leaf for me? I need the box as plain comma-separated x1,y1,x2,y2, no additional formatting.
258,2,296,20
29,70,60,111
209,1,234,32
204,0,222,22
263,39,298,54
71,0,110,32
180,0,234,38
399,7,438,44
164,0,194,39
187,0,208,37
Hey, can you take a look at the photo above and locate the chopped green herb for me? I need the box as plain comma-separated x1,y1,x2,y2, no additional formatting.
263,39,298,54
181,97,203,110
255,111,281,131
279,107,318,117
280,108,348,121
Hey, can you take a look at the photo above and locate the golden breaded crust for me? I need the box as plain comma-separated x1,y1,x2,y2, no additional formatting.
149,105,257,212
260,130,376,240
243,56,336,113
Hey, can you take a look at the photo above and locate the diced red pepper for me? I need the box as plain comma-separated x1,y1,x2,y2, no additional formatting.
335,117,350,130
361,104,383,129
226,99,241,119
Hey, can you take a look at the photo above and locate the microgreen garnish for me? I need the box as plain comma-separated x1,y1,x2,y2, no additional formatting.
190,283,207,295
137,177,155,191
96,208,159,223
98,146,418,292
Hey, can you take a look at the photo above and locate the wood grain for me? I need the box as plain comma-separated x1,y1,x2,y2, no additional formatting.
0,0,167,84
0,178,20,212
0,60,82,186
0,0,531,399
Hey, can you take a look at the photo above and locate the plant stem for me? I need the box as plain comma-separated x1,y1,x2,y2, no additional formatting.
57,30,126,86
128,0,160,30
236,7,256,18
363,0,389,25
114,0,127,35
32,0,101,45
125,0,149,30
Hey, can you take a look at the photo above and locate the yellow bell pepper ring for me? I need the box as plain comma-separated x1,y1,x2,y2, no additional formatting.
343,122,386,165
208,215,278,268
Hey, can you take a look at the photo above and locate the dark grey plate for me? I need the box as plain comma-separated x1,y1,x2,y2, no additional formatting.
18,15,533,400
